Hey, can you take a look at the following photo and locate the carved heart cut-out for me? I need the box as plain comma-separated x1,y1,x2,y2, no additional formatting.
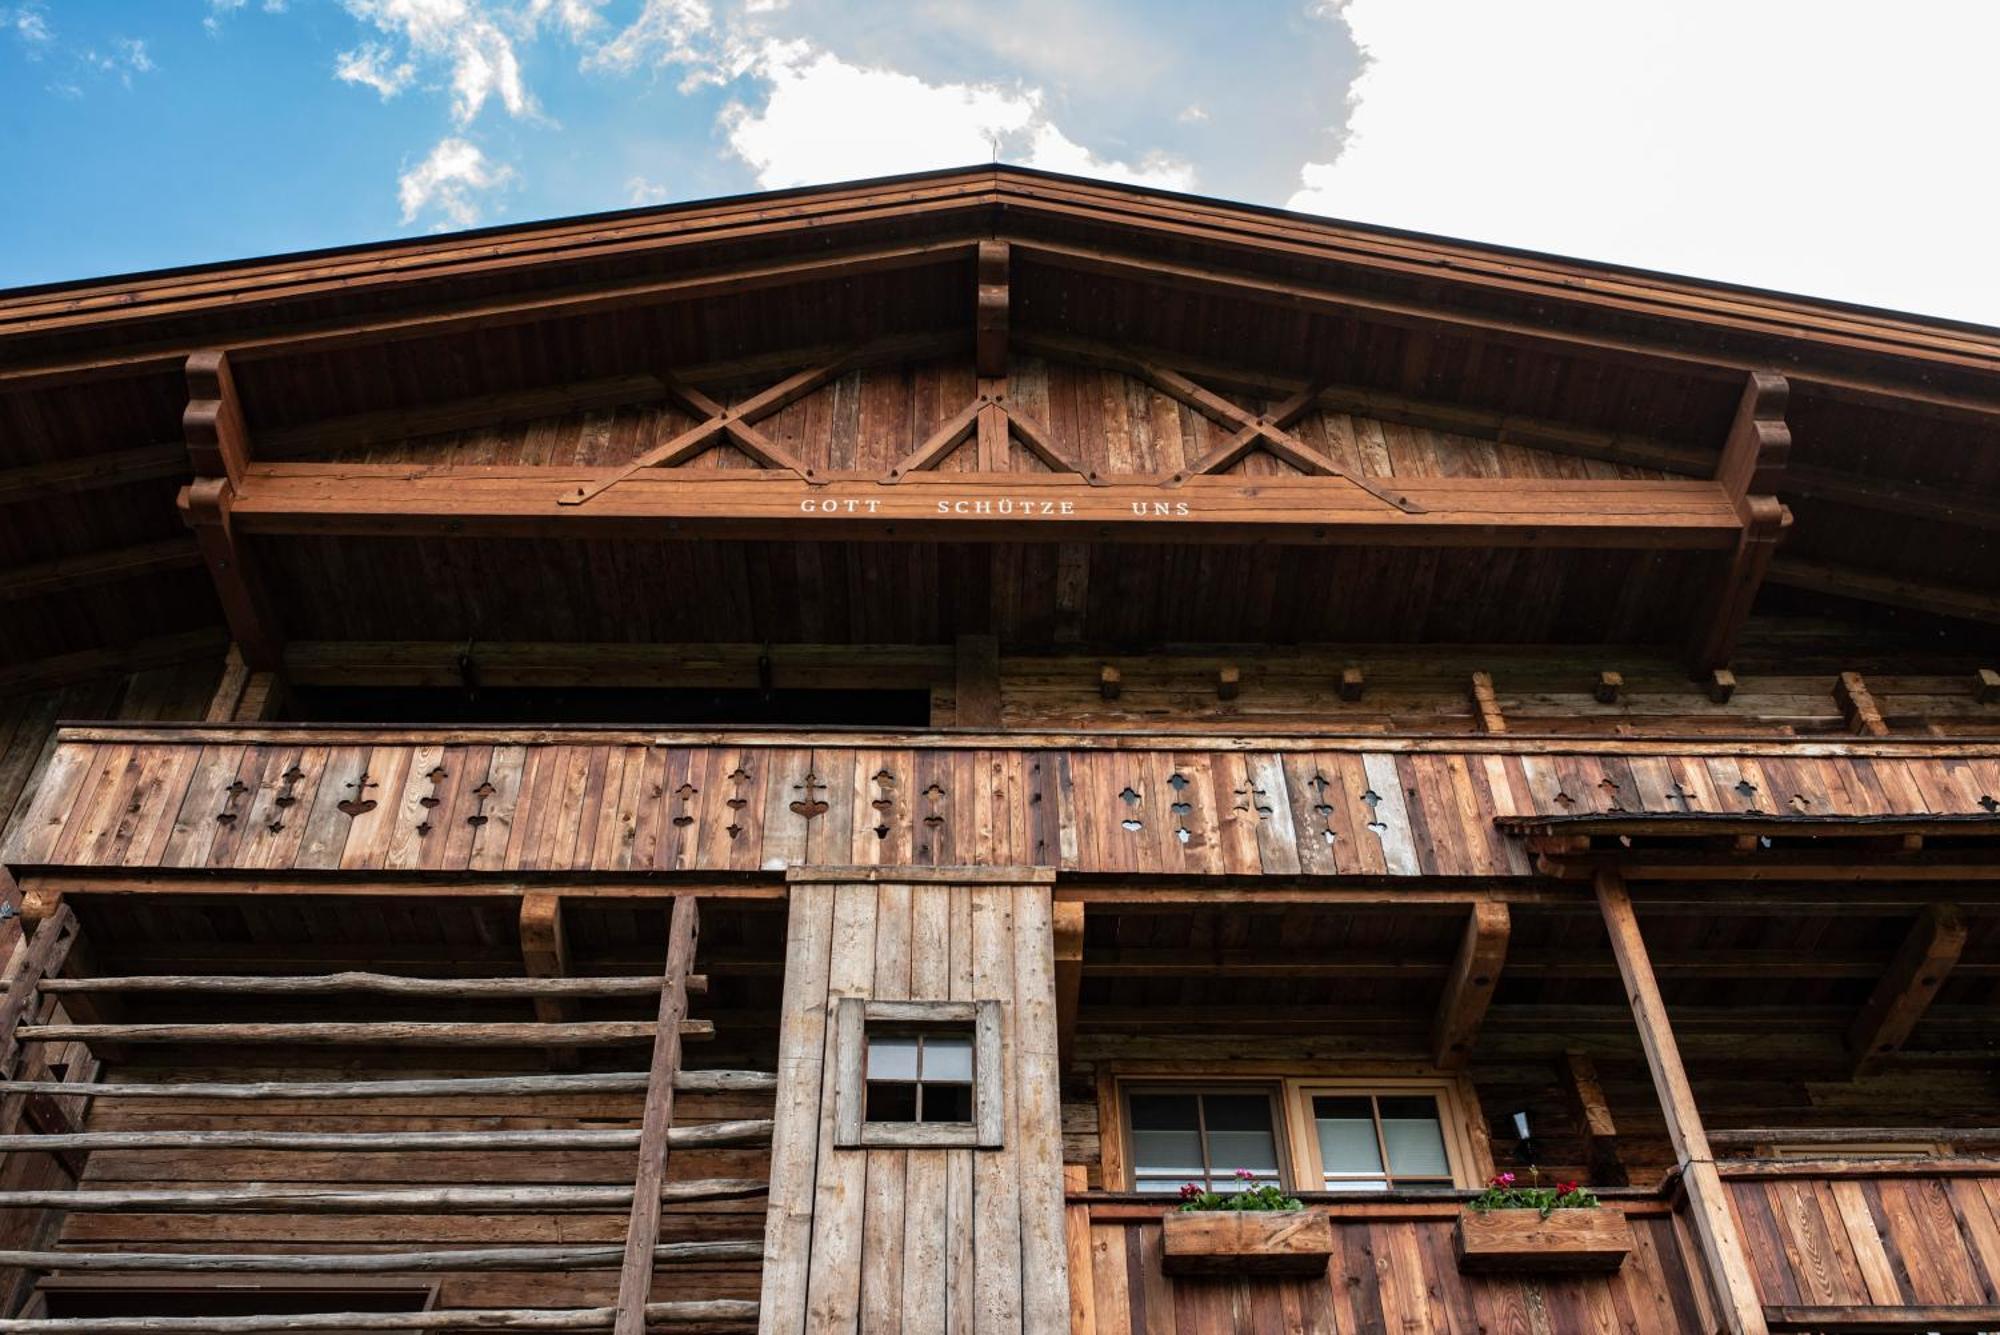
337,798,378,818
790,799,829,820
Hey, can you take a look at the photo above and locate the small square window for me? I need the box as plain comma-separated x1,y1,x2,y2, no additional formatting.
833,999,1002,1149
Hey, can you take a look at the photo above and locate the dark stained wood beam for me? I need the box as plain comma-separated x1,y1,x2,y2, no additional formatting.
0,444,186,506
1010,236,2000,426
975,239,1009,378
1834,671,1890,736
1767,555,2000,625
0,627,227,695
231,466,1744,548
1846,903,1967,1073
1432,901,1509,1069
183,350,251,483
1561,1050,1625,1185
177,480,282,671
0,538,201,603
0,240,978,392
1690,372,1792,673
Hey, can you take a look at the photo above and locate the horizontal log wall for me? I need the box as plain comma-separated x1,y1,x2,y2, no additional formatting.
45,1060,772,1318
11,734,2000,879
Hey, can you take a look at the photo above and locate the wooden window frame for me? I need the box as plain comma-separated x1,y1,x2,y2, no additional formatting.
832,998,1003,1149
1120,1081,1294,1193
1289,1078,1478,1191
1109,1071,1486,1193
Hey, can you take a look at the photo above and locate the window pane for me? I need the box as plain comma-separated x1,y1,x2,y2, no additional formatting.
921,1081,973,1123
1129,1093,1200,1131
867,1035,919,1081
867,1081,917,1122
1312,1096,1385,1177
922,1036,974,1083
1131,1129,1205,1181
1202,1094,1279,1176
1379,1096,1451,1178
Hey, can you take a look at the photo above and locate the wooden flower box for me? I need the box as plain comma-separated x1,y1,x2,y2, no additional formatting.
1454,1207,1632,1273
1161,1210,1336,1277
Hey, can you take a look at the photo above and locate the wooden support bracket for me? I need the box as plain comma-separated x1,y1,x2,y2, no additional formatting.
1338,665,1365,702
1708,668,1738,704
1053,901,1084,1076
183,351,251,486
1847,903,1966,1074
1562,1051,1626,1186
1098,665,1122,701
1691,372,1793,672
1976,668,2000,703
178,479,283,671
975,239,1009,378
1215,665,1240,701
1594,671,1624,705
1470,672,1507,734
1432,902,1509,1069
1834,671,1890,736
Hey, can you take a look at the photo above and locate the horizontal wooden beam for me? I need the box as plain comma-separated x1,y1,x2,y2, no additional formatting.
0,1301,761,1332
1768,554,2000,624
0,627,227,695
1765,1306,2000,1333
229,465,1745,549
0,445,186,505
0,1120,768,1152
0,1240,762,1274
0,1069,771,1099
17,1019,712,1045
0,1180,766,1213
0,538,201,603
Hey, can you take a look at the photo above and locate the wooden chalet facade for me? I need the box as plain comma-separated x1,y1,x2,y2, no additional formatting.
0,165,1998,1333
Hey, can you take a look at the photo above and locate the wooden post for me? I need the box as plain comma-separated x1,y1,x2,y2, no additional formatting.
975,240,1010,379
1596,870,1767,1335
614,895,700,1335
955,634,1002,728
1691,372,1791,673
521,891,580,1069
1470,672,1507,734
1053,900,1084,1074
1563,1051,1626,1186
1432,902,1508,1069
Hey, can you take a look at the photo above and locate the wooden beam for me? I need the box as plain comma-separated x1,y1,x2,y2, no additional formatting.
0,628,227,695
883,395,985,481
614,894,701,1335
1052,543,1089,643
1767,555,2000,625
0,1301,760,1332
1053,900,1083,1075
1834,671,1890,736
1975,668,2000,703
1708,668,1738,703
203,646,251,723
520,891,580,1068
1717,372,1791,502
0,538,201,603
1432,901,1509,1068
1594,671,1623,705
1596,870,1768,1335
954,633,1002,728
1338,665,1365,701
1562,1051,1626,1186
0,444,185,506
1846,903,1967,1072
182,350,251,483
976,239,1009,378
1764,1306,2000,1333
1470,672,1507,734
231,466,1745,548
177,478,282,670
1098,665,1122,700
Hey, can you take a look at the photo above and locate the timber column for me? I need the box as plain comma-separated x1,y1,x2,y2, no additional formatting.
760,866,1068,1334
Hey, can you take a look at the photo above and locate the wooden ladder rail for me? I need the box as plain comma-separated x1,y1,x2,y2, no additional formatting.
614,894,702,1335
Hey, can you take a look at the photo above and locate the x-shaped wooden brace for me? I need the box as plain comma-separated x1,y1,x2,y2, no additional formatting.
1019,335,1423,512
880,386,1101,484
559,354,850,506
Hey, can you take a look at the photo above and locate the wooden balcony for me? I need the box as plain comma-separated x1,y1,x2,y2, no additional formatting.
1066,1159,2000,1334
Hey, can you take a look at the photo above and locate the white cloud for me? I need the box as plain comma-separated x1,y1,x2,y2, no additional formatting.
336,41,416,98
1290,0,2000,325
115,37,151,73
522,0,607,42
11,3,52,49
341,0,533,123
588,0,719,77
398,135,516,226
626,175,673,205
721,40,1195,193
1021,123,1194,192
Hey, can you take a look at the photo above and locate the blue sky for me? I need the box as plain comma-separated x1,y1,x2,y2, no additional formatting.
2,1,1996,325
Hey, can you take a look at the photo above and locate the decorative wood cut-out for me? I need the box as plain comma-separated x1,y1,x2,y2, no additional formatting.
465,781,497,827
336,772,379,819
216,779,249,826
791,773,828,821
